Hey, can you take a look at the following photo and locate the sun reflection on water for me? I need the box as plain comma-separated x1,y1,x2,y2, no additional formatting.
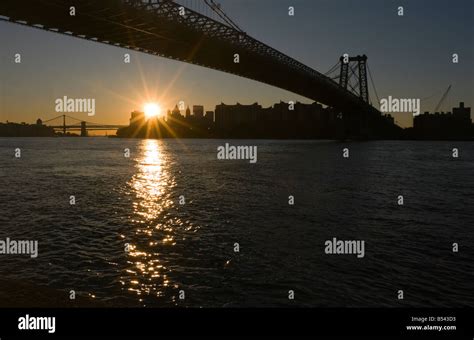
121,139,182,305
131,140,173,218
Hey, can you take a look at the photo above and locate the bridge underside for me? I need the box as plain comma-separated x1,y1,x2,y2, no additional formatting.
1,0,382,120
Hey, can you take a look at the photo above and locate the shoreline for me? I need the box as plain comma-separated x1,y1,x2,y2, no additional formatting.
0,136,472,141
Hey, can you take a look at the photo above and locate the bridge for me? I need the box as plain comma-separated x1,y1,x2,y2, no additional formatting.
42,115,126,136
0,0,392,138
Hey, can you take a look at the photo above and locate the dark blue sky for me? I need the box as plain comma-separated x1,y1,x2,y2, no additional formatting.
1,0,472,127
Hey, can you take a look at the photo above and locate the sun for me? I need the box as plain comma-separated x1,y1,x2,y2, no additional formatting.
144,103,161,119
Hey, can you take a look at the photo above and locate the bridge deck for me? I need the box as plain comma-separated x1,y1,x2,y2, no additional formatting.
0,0,380,116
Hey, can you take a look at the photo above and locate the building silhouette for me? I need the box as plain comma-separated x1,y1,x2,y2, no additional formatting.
204,111,214,124
130,110,145,127
215,102,262,129
193,105,204,119
116,101,471,140
413,102,471,139
185,106,191,119
0,120,55,137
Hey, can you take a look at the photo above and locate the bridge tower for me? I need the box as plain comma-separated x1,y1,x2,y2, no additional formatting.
337,55,371,139
339,55,369,103
80,121,87,137
62,114,66,135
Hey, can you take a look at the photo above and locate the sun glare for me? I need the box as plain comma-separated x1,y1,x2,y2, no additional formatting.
144,103,161,119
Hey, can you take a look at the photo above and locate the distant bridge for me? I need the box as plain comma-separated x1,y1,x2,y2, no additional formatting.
1,0,386,137
42,115,126,136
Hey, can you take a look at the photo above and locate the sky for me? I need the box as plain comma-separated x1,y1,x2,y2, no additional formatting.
0,0,473,129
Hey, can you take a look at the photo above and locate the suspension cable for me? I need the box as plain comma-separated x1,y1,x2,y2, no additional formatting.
367,62,380,107
203,0,244,32
42,115,64,123
324,61,340,76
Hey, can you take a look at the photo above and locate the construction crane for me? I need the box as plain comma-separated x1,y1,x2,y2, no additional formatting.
434,85,451,112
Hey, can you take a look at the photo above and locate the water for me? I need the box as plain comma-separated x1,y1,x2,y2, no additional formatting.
0,138,473,307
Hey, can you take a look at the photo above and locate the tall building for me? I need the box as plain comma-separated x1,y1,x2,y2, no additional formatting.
171,104,181,118
186,106,191,119
193,105,204,119
130,110,145,126
205,111,214,123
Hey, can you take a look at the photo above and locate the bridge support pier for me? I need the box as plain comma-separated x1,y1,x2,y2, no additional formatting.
80,121,87,137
